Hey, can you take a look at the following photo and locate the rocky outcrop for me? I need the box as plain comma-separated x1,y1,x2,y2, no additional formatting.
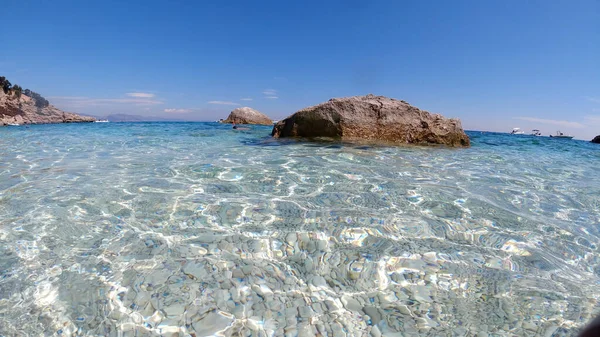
271,94,470,147
592,136,600,144
223,107,272,125
0,90,95,126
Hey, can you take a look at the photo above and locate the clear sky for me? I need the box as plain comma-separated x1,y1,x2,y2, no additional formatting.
2,0,599,139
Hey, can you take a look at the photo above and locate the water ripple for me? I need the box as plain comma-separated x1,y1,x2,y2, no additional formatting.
0,124,598,336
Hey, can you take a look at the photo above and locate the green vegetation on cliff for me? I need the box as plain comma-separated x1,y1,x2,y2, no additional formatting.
0,76,48,107
23,89,49,108
0,76,11,94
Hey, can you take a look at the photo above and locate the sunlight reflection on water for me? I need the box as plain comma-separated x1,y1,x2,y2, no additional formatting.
0,123,599,336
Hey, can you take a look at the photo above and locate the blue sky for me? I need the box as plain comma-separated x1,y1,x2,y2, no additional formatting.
2,0,599,138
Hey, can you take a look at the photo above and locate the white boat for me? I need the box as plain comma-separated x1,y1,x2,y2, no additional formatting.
510,128,525,135
95,120,109,123
531,129,542,136
7,123,20,126
549,131,573,139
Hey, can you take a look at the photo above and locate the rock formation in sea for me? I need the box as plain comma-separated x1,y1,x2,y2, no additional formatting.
271,94,470,147
223,107,273,125
0,80,95,126
592,135,600,144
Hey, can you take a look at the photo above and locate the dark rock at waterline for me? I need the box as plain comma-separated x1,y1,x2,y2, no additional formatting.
271,94,470,147
591,135,600,144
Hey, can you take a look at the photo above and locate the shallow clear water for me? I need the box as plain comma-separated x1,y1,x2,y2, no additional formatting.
1,122,599,336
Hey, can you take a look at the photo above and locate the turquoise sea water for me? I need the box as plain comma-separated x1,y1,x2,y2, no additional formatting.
0,122,599,336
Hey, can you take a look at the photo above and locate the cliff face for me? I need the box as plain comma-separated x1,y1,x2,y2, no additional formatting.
0,90,95,125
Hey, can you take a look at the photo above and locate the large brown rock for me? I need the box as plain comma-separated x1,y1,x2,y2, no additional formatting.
592,136,600,144
223,107,272,125
0,90,95,126
271,94,470,147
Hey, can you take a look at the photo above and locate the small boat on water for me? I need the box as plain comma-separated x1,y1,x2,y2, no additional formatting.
510,128,525,135
531,129,542,136
7,123,20,126
549,131,573,139
95,120,109,123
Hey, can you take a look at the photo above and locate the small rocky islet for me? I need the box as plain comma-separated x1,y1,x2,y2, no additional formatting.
592,135,600,143
272,94,470,147
225,94,470,147
222,107,273,126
